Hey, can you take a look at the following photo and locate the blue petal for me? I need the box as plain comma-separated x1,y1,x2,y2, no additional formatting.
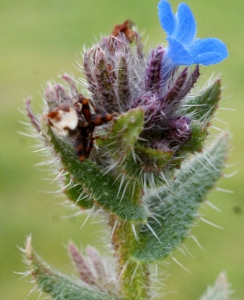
167,38,193,65
158,0,176,36
174,3,196,45
190,38,229,65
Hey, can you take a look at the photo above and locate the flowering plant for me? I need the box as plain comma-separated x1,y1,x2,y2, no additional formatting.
23,0,231,299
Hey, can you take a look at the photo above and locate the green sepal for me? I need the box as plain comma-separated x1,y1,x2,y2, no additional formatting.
63,174,93,209
24,237,117,300
132,135,228,262
179,121,208,154
41,116,148,222
97,108,144,160
97,108,173,175
96,108,145,198
134,143,173,172
184,79,221,122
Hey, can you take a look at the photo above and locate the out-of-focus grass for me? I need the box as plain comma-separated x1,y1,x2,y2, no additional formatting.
0,0,243,299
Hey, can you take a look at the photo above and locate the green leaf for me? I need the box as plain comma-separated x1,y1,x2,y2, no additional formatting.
63,174,93,209
184,79,221,122
178,121,208,154
24,237,117,300
134,143,173,172
132,135,228,262
41,116,148,222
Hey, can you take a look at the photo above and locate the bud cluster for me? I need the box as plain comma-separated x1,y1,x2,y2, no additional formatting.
42,20,215,185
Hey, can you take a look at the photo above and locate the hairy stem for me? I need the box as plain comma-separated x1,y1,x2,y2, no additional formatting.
109,215,151,300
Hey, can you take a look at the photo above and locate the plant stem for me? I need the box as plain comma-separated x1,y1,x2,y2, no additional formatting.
109,215,151,300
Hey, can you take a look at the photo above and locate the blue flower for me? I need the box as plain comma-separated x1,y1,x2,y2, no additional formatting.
158,0,228,66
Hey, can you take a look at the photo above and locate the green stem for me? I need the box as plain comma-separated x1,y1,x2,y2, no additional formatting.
109,216,151,300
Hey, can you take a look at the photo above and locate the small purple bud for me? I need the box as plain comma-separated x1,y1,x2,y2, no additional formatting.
131,92,162,122
44,83,71,109
162,66,199,116
115,53,131,110
178,65,200,100
44,83,59,103
61,74,78,95
83,49,97,97
99,36,111,52
164,68,188,105
94,48,117,113
68,243,97,285
86,246,107,282
168,116,191,143
145,46,165,92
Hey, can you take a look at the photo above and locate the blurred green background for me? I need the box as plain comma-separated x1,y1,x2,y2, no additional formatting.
0,0,243,299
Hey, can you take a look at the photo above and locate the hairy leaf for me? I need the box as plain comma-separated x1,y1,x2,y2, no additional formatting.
132,135,228,262
41,116,148,222
63,174,93,209
184,79,221,122
24,237,116,300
